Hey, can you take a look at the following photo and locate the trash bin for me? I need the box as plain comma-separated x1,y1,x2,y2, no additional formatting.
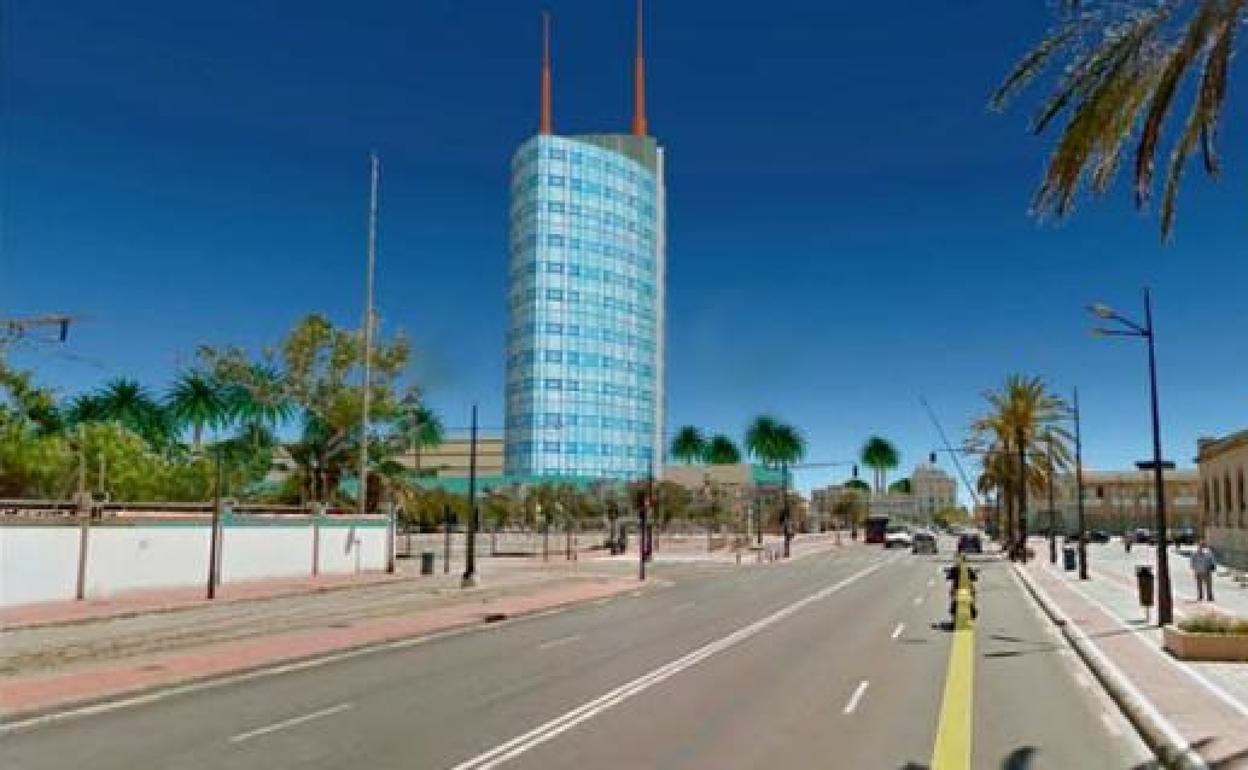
1062,546,1077,571
1135,565,1154,607
420,551,436,576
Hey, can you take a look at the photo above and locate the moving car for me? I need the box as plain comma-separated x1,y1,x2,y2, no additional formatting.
957,533,983,554
912,531,937,554
884,526,913,549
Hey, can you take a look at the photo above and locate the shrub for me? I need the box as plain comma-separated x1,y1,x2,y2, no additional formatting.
1178,611,1248,636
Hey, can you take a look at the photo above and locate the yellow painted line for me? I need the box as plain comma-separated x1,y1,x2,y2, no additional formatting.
930,563,975,770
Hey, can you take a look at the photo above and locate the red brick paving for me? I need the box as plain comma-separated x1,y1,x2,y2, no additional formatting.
1026,560,1248,768
1,575,638,719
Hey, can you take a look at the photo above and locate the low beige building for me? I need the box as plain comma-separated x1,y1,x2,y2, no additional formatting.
400,437,505,479
1045,468,1200,535
1198,429,1248,569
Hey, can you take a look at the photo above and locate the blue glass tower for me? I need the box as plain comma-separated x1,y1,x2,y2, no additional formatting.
504,8,666,480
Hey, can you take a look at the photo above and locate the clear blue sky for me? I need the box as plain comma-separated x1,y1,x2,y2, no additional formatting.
4,1,1245,495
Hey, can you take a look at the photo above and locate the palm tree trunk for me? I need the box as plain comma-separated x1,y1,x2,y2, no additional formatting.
192,421,203,450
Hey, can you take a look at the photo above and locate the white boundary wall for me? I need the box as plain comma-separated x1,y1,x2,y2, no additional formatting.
0,515,389,609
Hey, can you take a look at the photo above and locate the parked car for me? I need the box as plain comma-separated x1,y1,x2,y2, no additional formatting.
884,527,913,549
1132,528,1156,545
1089,530,1111,544
957,533,983,555
1171,527,1197,546
912,531,937,555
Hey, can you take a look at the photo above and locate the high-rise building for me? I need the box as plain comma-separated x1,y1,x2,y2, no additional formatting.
504,4,666,480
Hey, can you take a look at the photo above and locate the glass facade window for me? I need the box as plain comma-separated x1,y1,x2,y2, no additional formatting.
504,134,665,479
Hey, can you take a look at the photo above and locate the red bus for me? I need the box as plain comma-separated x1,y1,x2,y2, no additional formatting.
864,515,889,544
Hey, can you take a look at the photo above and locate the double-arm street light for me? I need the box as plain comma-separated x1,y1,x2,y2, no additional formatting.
1089,288,1172,625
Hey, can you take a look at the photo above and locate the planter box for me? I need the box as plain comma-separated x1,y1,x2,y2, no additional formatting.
1163,626,1248,662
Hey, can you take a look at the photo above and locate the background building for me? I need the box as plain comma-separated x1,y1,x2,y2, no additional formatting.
1198,429,1248,569
911,463,957,518
1042,468,1200,535
504,11,665,481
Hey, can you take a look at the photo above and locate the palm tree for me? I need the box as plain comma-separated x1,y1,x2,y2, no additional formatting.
93,378,170,448
991,0,1245,240
860,436,900,495
704,434,742,465
969,375,1072,558
670,426,707,464
393,393,443,477
745,415,806,555
165,371,229,449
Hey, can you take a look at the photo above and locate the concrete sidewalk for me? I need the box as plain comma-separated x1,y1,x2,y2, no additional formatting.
1021,555,1248,768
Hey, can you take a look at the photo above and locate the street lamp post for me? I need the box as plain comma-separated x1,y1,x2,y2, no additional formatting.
1089,289,1172,625
462,403,479,588
1073,388,1089,580
1046,431,1057,565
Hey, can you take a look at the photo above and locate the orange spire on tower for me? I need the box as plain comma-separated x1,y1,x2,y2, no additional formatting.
540,11,553,135
631,0,648,136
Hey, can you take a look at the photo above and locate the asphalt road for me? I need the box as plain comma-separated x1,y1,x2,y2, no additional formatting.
3,543,1152,769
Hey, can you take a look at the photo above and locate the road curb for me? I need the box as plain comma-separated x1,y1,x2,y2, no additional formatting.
1012,564,1210,770
0,575,658,731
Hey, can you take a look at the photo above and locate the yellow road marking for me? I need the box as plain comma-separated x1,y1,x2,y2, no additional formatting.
930,563,975,770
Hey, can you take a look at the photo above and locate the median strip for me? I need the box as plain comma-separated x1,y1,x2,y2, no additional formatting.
930,562,974,770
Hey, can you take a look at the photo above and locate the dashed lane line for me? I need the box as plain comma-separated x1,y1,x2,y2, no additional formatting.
228,703,353,744
842,680,870,715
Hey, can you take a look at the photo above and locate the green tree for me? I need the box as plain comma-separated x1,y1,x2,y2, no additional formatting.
860,436,900,495
393,391,443,477
889,477,912,495
704,434,742,465
165,370,229,449
745,415,806,552
92,378,172,450
844,478,871,494
200,314,411,506
968,375,1072,552
991,0,1245,239
670,426,707,464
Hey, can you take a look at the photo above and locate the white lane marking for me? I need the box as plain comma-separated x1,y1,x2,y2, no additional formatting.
891,623,905,640
1058,575,1248,720
448,561,884,770
228,703,352,744
670,602,695,613
913,595,924,606
537,635,582,651
843,680,870,715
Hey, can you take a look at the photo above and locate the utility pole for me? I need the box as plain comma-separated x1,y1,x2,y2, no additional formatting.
208,448,224,599
1047,431,1057,564
1143,290,1172,625
462,403,479,588
1073,388,1089,580
1016,428,1028,562
358,152,380,517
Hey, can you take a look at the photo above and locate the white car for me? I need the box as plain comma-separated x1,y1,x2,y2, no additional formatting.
884,527,913,549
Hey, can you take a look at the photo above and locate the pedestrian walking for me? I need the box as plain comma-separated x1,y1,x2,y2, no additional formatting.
1191,541,1217,602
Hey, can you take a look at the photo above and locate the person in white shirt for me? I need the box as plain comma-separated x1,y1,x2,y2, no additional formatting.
1190,541,1217,602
